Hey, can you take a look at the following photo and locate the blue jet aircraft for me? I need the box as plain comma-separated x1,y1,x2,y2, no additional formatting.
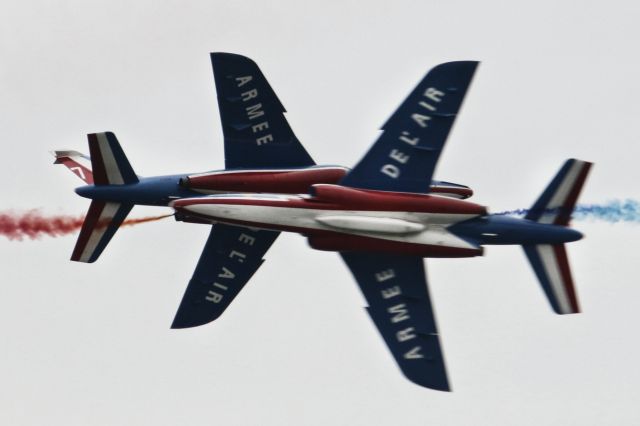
56,54,591,390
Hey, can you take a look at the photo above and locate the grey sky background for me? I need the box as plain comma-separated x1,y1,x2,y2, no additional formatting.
1,1,639,424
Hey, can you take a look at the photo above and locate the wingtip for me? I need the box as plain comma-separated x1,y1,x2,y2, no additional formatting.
171,311,220,329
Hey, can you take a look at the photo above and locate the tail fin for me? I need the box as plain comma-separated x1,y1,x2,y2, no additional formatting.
525,159,592,225
523,158,592,314
71,200,134,263
52,150,94,184
88,132,138,185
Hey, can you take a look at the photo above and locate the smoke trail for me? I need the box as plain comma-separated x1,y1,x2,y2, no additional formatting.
495,199,640,223
0,211,173,241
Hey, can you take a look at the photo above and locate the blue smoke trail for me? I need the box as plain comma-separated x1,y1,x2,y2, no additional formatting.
495,199,640,223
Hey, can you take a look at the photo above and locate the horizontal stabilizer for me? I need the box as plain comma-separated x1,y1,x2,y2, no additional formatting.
523,244,580,314
71,200,134,263
87,132,138,185
526,159,592,226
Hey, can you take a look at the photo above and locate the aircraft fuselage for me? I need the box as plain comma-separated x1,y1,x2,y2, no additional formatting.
74,166,473,207
172,184,582,257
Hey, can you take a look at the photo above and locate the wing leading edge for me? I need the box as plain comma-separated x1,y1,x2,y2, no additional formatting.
172,224,279,328
211,52,315,169
341,61,478,194
340,253,450,391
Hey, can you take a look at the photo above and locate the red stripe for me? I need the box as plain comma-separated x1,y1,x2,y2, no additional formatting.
71,200,106,261
430,186,473,198
58,158,94,184
553,244,580,313
187,168,347,194
554,162,592,226
88,133,108,185
174,186,486,215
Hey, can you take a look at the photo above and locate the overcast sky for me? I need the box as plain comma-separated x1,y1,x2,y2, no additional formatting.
1,1,639,424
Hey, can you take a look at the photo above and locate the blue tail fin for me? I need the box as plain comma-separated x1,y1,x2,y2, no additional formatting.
87,132,138,185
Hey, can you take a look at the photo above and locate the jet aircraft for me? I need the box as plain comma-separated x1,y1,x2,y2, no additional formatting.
56,54,591,391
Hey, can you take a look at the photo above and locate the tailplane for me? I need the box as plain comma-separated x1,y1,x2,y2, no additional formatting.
523,159,592,314
523,243,580,314
71,200,133,263
71,132,138,263
88,132,138,185
525,159,592,226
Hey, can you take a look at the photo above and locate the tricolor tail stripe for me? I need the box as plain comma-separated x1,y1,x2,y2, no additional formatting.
88,132,138,186
523,244,580,314
526,159,592,226
71,200,134,263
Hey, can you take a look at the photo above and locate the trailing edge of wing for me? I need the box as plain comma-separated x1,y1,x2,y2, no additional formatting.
340,253,450,391
210,52,315,169
171,224,279,328
341,61,478,194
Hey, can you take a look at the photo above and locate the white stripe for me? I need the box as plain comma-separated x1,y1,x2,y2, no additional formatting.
96,133,124,185
536,245,572,313
79,202,121,262
180,203,480,250
188,166,350,178
538,161,585,224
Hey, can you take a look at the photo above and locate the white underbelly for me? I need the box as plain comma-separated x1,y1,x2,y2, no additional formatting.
181,203,480,250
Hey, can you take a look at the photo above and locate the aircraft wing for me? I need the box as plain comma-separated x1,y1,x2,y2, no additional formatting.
210,52,315,169
340,61,478,194
340,252,450,391
171,224,279,328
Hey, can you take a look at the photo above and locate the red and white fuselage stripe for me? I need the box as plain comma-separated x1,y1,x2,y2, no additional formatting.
173,193,481,250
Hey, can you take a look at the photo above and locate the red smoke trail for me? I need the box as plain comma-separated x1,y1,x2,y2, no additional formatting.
0,211,173,241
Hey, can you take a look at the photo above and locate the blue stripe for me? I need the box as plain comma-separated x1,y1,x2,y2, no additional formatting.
89,203,134,262
522,245,562,314
105,132,138,184
525,159,575,222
